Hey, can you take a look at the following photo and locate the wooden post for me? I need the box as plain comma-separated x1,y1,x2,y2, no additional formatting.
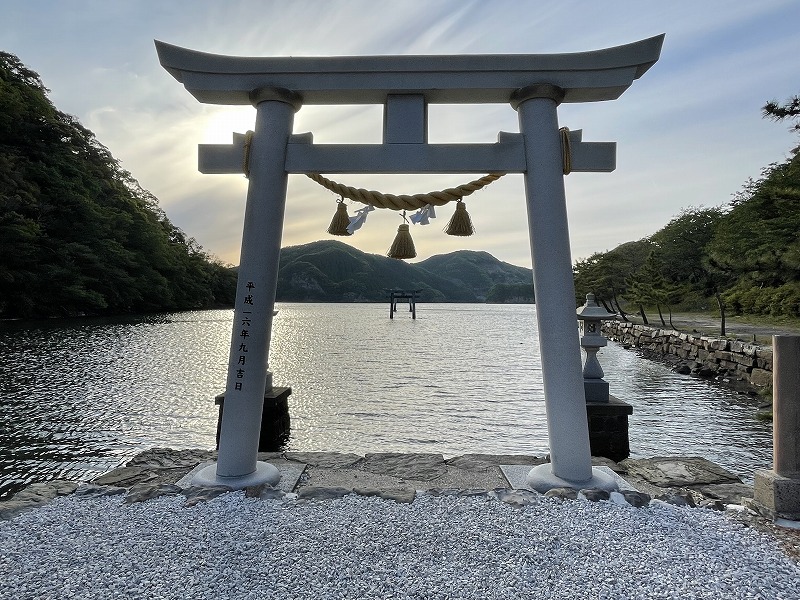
753,335,800,520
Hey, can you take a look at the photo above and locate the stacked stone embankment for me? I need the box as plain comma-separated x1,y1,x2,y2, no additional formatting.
603,321,773,388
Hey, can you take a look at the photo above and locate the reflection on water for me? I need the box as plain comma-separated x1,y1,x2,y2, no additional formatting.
0,304,772,498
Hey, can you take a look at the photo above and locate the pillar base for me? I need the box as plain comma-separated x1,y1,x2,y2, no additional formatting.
191,460,281,489
525,463,619,493
753,469,800,520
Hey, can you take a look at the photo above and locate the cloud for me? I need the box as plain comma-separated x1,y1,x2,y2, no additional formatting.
2,0,799,267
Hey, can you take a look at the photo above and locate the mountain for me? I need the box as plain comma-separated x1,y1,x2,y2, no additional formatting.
276,241,533,303
416,250,533,301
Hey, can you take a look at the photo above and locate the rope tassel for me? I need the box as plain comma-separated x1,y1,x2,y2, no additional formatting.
327,199,352,236
444,200,475,236
387,215,416,259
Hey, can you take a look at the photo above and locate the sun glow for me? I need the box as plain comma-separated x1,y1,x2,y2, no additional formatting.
201,106,257,143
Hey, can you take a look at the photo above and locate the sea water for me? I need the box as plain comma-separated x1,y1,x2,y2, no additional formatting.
0,303,772,498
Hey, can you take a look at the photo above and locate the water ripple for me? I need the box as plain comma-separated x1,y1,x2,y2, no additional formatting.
0,304,772,498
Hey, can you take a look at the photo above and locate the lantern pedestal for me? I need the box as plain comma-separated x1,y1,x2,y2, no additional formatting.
586,395,632,462
215,387,292,452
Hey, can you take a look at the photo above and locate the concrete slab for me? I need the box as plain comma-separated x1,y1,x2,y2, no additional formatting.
176,459,305,493
500,464,636,492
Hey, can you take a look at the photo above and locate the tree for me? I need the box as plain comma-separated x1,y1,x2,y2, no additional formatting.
0,51,236,318
707,154,800,321
573,239,651,321
649,207,729,334
763,94,800,134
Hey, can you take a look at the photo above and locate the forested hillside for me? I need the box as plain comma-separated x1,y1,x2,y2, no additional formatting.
574,131,800,331
276,241,533,303
0,52,237,318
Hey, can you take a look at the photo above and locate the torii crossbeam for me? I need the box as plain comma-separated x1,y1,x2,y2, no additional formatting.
157,35,664,492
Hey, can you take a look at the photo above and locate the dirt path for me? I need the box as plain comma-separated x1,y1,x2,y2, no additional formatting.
623,313,800,346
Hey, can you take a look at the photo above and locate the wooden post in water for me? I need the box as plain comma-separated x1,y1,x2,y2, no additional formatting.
388,290,419,319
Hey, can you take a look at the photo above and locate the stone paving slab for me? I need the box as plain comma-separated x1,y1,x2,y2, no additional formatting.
445,454,546,470
359,453,449,480
284,452,363,469
299,463,507,493
620,456,741,487
2,450,763,519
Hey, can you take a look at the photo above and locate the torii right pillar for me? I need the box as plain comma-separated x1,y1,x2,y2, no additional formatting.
514,84,616,491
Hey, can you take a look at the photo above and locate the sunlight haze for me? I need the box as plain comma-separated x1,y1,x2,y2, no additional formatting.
3,0,798,267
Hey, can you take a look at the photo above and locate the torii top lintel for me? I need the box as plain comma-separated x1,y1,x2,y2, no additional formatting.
155,35,664,106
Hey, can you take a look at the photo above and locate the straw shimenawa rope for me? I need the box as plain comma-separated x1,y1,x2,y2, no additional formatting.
559,127,571,175
305,172,506,211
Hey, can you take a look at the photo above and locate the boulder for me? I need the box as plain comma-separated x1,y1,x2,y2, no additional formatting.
296,486,353,500
245,484,286,500
620,490,651,508
0,479,78,520
492,488,539,508
125,483,183,504
353,487,416,503
73,484,126,497
579,488,610,502
655,490,696,508
544,487,578,500
181,485,234,507
693,482,753,505
749,368,772,388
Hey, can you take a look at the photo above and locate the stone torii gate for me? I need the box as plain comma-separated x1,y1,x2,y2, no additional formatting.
157,35,663,492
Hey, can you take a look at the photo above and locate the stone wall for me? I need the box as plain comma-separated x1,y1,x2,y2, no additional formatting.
602,321,773,388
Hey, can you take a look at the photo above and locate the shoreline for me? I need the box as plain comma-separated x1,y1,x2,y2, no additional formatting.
2,448,798,560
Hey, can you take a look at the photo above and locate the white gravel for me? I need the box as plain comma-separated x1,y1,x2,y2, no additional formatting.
1,492,797,599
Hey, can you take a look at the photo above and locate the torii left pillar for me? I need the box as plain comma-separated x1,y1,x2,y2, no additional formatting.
192,88,300,487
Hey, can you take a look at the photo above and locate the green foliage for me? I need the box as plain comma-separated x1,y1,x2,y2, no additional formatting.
485,283,534,304
707,158,800,289
573,239,651,317
0,51,237,318
724,282,800,318
763,94,800,134
573,153,800,321
574,90,800,323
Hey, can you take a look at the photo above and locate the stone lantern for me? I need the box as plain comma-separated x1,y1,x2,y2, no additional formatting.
576,293,632,462
576,293,615,402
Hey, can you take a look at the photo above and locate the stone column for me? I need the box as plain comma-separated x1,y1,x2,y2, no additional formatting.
754,335,800,520
513,84,616,492
193,88,300,488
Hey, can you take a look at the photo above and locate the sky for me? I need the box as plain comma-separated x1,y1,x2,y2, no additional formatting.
3,0,799,268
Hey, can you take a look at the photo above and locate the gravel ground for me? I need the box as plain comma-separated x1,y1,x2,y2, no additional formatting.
1,492,798,600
